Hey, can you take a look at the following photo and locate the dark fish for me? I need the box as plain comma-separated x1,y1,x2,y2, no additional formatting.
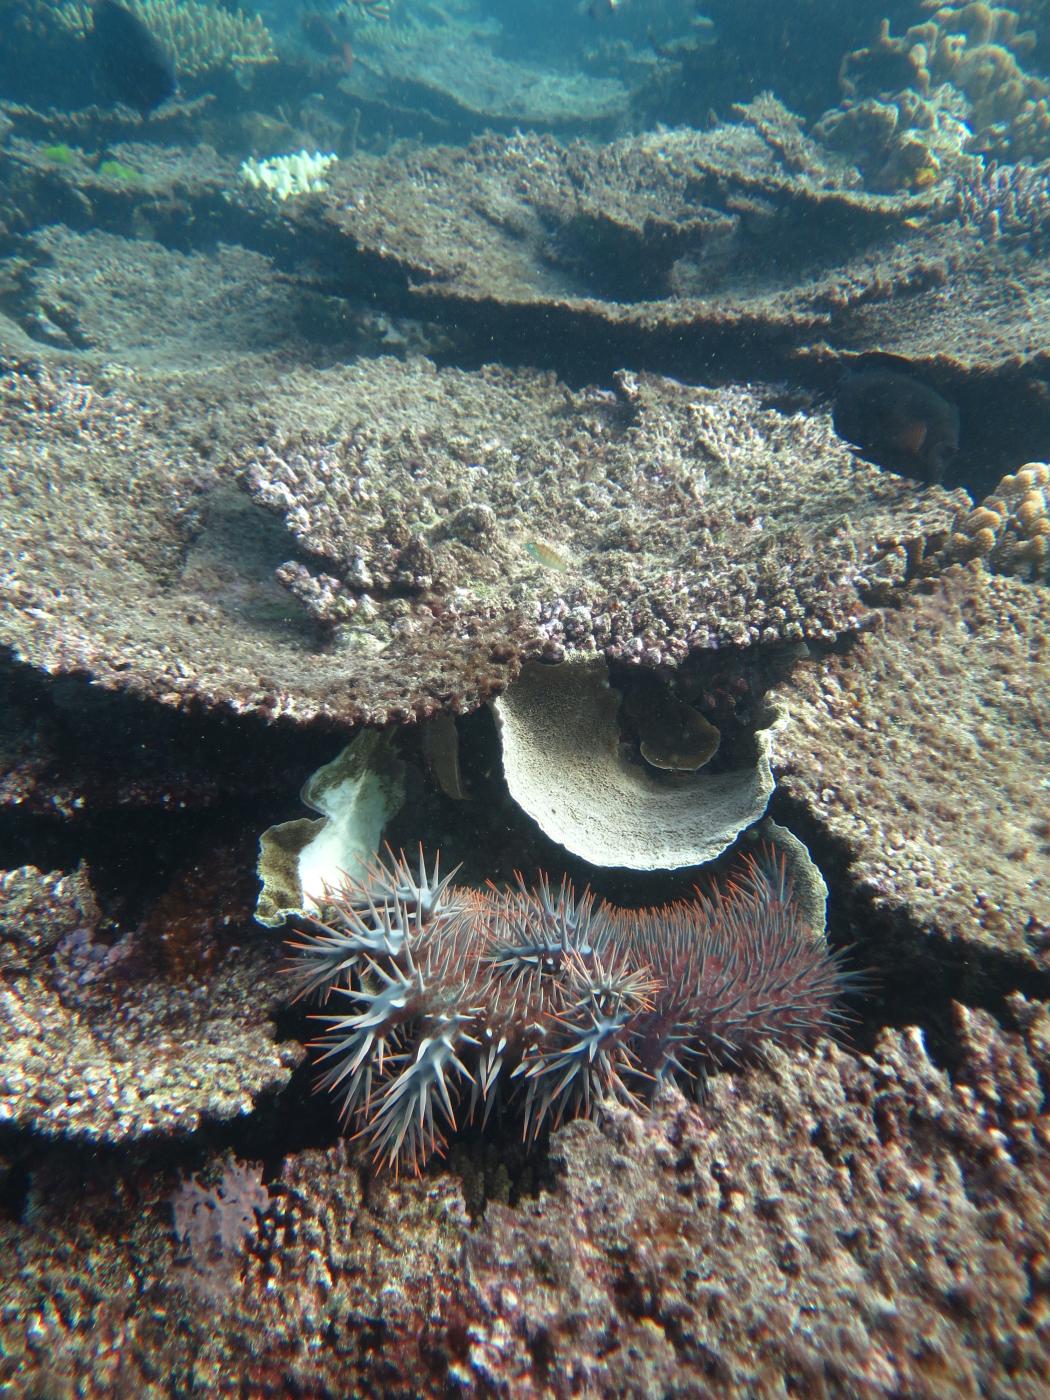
88,0,176,114
832,369,959,483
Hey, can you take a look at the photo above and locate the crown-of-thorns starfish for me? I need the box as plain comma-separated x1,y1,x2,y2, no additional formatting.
285,845,856,1176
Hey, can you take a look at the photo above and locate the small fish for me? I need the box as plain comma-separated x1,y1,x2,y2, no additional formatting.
581,0,625,17
832,369,959,483
88,0,176,113
524,539,570,573
301,10,354,66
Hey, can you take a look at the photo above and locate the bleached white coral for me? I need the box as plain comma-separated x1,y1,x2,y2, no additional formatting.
240,149,337,202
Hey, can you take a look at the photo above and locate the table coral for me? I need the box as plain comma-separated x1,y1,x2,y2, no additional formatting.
0,865,302,1140
0,344,962,727
50,0,275,78
775,565,1050,969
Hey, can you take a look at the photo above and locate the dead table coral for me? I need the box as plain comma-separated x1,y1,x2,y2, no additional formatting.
775,565,1050,969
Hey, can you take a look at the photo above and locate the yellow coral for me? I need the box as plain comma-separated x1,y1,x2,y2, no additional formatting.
945,462,1050,579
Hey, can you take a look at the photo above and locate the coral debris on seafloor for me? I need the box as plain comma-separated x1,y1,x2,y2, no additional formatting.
285,846,853,1175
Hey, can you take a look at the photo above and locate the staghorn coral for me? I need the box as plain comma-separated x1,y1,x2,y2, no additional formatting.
285,845,852,1175
940,461,1050,577
52,0,275,78
948,156,1050,241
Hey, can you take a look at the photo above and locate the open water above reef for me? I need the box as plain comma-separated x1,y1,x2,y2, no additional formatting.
0,0,1049,1395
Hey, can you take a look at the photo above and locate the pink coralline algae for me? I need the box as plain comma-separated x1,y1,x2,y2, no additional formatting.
286,847,854,1175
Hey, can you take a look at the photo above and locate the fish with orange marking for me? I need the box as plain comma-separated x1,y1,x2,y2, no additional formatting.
832,368,959,483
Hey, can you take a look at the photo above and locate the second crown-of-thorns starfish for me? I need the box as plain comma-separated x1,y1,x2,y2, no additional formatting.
284,847,857,1176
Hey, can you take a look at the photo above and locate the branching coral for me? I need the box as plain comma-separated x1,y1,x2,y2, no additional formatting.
53,0,275,78
286,847,854,1175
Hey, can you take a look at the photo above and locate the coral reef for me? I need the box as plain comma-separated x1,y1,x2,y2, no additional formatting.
286,110,947,338
492,655,778,869
2,998,1048,1395
285,844,850,1174
52,0,276,79
775,566,1050,969
0,865,301,1140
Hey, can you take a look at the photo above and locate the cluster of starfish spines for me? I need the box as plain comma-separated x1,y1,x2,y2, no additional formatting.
285,844,853,1176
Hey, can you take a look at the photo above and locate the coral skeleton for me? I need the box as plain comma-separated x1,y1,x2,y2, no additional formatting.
287,846,854,1175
